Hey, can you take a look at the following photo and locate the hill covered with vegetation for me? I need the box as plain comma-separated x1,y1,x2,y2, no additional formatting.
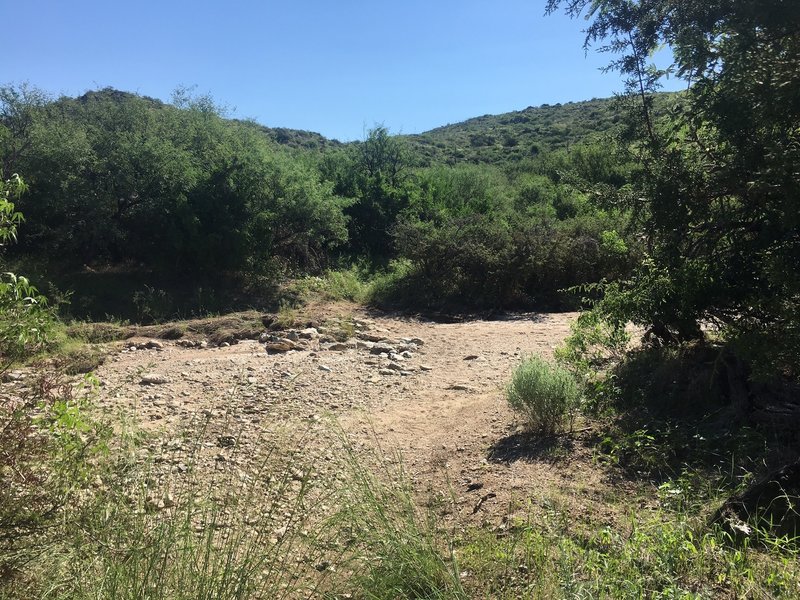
406,96,624,165
0,84,639,320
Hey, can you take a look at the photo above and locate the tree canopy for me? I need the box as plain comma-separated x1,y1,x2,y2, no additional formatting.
548,0,800,377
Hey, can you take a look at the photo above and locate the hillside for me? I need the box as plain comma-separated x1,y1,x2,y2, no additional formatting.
405,97,622,166
66,89,639,165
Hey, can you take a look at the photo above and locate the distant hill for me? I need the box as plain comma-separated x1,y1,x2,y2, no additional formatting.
236,120,344,152
68,88,672,164
404,97,623,166
71,89,343,153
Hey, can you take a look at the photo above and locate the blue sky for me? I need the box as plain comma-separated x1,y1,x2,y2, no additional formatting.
7,1,681,141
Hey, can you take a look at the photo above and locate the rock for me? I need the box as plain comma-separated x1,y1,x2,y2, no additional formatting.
420,365,434,371
386,362,404,371
199,340,208,349
1,371,25,382
410,337,425,346
356,332,385,343
326,343,350,351
265,340,299,353
464,355,480,361
447,384,474,392
145,340,164,350
378,369,396,376
219,342,230,348
217,435,236,448
370,343,396,355
140,373,169,385
401,351,413,359
259,332,271,343
286,331,300,341
300,327,319,339
318,365,332,372
356,340,375,351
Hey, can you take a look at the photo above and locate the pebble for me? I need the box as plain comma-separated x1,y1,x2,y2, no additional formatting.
140,373,170,385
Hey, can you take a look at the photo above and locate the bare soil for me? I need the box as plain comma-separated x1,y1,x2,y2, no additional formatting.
91,304,637,529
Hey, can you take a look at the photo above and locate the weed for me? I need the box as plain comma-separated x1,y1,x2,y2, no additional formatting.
275,300,298,329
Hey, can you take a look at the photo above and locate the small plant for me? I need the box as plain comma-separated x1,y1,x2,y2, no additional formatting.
0,175,56,369
506,355,581,435
275,300,298,329
0,371,109,578
132,285,173,324
336,441,467,599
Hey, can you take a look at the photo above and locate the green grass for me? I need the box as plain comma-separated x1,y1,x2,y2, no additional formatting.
456,511,800,598
285,267,371,305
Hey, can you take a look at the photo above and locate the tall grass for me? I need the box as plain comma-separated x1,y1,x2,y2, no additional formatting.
21,423,341,600
2,413,466,600
336,442,466,599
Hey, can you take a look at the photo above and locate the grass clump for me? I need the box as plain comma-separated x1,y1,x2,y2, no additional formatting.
506,355,581,435
338,444,466,600
284,268,370,306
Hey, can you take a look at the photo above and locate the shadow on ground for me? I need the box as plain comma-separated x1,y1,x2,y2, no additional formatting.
487,431,574,465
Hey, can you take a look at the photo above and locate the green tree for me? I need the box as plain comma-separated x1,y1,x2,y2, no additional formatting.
344,126,416,258
549,0,800,376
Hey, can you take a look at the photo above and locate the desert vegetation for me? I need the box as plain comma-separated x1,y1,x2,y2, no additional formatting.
2,0,799,597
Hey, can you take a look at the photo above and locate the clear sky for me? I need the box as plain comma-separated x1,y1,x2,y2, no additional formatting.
6,1,681,141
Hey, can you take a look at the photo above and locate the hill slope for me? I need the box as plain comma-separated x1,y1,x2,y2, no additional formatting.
405,97,624,166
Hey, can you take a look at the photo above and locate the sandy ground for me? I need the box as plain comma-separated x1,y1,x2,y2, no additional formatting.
89,306,635,528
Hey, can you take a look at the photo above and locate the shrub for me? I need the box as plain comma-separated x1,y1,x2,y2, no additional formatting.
506,356,581,434
0,175,56,368
0,372,109,579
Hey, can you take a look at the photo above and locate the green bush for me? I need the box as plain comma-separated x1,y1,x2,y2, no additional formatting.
506,356,581,434
0,174,56,368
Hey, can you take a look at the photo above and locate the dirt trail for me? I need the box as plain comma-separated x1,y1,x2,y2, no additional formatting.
94,307,628,528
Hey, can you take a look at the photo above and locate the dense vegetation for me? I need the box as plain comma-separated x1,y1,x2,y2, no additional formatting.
0,86,639,320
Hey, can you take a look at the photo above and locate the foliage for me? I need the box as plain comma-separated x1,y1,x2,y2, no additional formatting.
322,125,417,258
458,510,799,598
404,96,657,167
287,267,369,304
506,356,581,435
0,174,24,247
0,272,53,367
0,83,650,316
0,174,54,367
0,372,110,577
548,0,800,380
1,88,350,285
